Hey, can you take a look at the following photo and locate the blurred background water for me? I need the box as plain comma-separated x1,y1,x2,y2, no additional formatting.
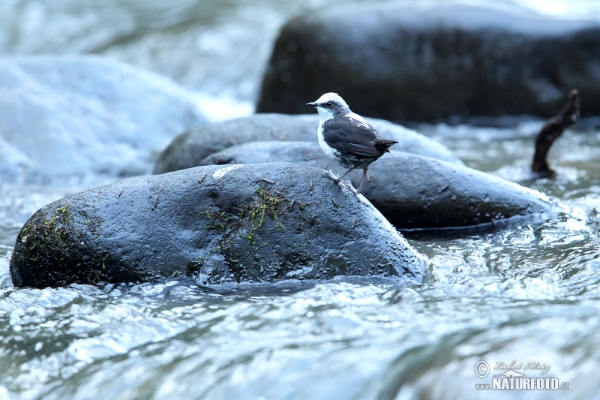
1,0,598,117
1,0,600,399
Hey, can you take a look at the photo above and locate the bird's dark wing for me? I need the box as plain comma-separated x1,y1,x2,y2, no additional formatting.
323,116,385,157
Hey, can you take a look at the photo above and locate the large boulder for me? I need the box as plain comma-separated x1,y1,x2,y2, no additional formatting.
153,113,460,173
201,141,561,230
0,56,207,185
10,163,425,288
256,3,600,122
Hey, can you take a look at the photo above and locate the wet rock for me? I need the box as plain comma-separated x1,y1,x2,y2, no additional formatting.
203,141,328,167
10,163,425,288
256,3,600,122
153,113,460,173
201,142,559,230
0,56,207,185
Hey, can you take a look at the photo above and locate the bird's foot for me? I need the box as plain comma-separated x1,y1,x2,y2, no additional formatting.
344,181,362,202
327,170,341,183
353,189,363,203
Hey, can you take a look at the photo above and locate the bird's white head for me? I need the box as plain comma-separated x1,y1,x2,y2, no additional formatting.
307,92,351,121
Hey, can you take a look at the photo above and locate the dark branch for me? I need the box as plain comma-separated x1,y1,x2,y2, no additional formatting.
531,89,580,177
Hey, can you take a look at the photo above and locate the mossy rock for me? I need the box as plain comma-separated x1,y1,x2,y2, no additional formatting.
11,163,425,288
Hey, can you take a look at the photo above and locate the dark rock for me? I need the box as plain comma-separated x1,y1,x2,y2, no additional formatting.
256,3,600,122
153,113,460,173
202,141,329,167
0,56,207,185
201,142,559,230
10,163,425,288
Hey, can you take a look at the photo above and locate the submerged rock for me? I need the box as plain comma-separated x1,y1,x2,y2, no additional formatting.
10,163,425,288
0,56,207,185
153,113,460,173
201,141,559,230
256,3,600,122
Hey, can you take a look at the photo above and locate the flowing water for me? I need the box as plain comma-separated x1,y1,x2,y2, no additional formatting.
1,1,600,399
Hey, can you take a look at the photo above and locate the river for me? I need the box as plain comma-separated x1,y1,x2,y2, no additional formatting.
1,1,600,399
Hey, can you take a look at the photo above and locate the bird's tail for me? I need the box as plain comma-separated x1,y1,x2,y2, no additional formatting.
374,139,398,154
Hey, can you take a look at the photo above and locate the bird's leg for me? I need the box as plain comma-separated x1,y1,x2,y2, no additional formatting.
353,167,368,201
333,167,354,184
345,182,361,202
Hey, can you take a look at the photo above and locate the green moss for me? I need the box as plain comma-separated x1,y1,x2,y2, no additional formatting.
22,205,72,259
193,186,304,282
14,203,110,287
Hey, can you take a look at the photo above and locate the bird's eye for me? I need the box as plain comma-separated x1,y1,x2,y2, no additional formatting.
326,101,333,107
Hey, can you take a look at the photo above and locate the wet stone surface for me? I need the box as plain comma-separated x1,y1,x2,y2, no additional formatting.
153,113,460,174
200,141,561,230
257,3,600,122
10,163,425,288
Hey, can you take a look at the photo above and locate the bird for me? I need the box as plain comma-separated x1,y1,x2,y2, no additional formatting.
307,92,397,200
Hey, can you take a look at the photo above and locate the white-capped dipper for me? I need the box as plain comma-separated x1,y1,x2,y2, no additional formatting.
307,92,397,199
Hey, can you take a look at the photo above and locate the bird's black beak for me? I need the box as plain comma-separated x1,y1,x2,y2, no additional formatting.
306,101,317,107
